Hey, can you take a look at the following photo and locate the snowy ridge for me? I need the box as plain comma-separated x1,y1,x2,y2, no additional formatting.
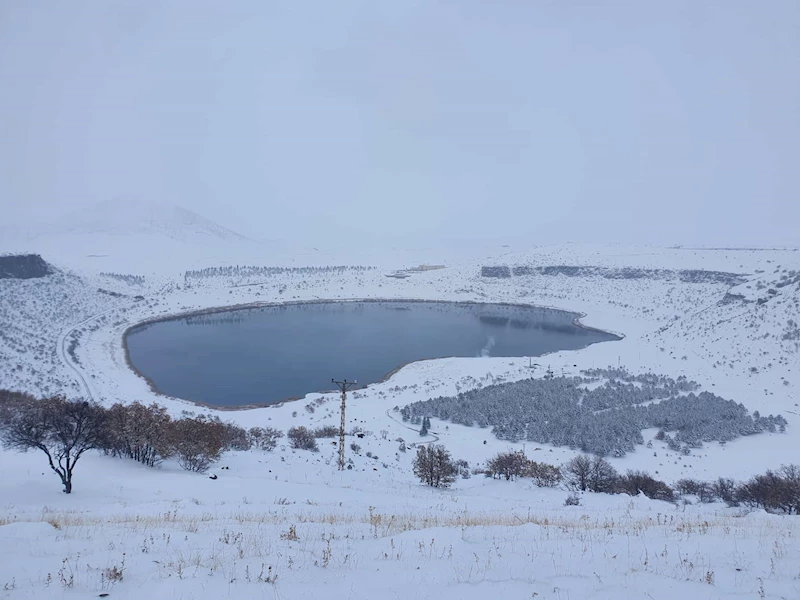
31,200,249,243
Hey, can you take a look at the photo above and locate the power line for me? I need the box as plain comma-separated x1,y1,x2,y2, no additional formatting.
332,378,357,471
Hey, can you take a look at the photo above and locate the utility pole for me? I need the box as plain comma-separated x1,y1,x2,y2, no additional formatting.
332,378,357,471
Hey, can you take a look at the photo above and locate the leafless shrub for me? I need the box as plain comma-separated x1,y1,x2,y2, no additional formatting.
0,389,35,428
169,417,225,472
454,459,471,479
676,478,716,503
220,421,250,451
486,450,529,480
103,402,172,467
412,444,457,488
528,461,562,487
564,455,618,493
736,465,800,514
287,426,318,451
712,477,738,505
314,425,339,438
248,427,283,451
615,470,675,501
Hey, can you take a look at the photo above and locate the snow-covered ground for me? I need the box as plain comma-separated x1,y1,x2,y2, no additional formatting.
1,226,799,599
3,443,799,600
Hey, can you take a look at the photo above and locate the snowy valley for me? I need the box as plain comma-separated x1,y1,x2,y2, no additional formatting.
1,219,799,600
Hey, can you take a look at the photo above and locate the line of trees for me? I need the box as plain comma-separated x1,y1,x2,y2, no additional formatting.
100,273,145,285
676,466,800,514
184,265,375,280
484,449,562,487
413,445,799,513
0,390,284,494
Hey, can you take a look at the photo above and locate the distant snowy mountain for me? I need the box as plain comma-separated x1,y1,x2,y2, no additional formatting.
0,200,261,274
32,200,249,243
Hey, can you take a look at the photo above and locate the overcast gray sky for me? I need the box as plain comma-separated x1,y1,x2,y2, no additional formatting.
1,1,798,246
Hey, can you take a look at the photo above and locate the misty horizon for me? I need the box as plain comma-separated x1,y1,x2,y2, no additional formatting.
2,1,798,247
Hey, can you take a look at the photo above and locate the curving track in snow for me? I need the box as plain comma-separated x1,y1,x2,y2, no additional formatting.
385,408,440,445
56,308,118,401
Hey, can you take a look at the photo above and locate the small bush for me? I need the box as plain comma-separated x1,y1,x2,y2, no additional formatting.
675,478,705,495
712,477,737,504
564,493,581,506
314,425,339,438
528,461,562,487
169,417,226,473
675,478,715,502
454,459,471,479
248,427,284,451
615,470,674,502
287,426,318,451
221,422,251,451
486,450,529,481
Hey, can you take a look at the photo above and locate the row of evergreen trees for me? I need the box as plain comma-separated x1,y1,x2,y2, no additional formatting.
183,265,375,280
402,370,786,456
100,272,145,285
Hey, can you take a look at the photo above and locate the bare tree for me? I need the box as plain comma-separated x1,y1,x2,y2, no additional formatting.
564,455,618,493
413,444,457,488
711,477,737,504
0,397,106,494
588,456,618,493
564,455,592,491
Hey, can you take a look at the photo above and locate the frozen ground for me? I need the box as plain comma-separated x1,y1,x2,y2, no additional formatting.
1,227,799,599
3,443,799,600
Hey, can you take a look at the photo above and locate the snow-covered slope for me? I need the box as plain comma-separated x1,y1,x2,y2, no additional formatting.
33,200,249,243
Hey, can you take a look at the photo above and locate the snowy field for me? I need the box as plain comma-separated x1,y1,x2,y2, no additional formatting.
1,227,799,599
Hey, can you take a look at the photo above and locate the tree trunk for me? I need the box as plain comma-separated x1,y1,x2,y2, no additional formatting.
63,474,72,494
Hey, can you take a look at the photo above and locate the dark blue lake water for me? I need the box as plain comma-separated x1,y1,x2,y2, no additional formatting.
125,301,617,407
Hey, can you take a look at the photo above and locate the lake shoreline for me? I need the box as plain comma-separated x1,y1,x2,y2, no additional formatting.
122,298,623,411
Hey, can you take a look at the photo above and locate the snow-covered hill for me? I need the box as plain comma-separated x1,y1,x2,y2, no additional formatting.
33,200,249,243
3,200,268,274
